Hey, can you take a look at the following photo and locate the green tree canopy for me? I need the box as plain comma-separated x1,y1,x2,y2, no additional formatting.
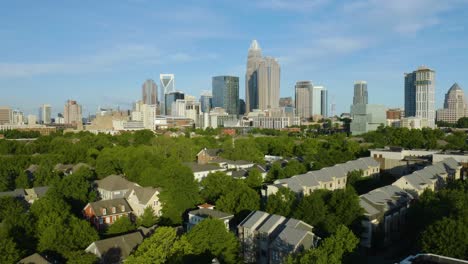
420,217,468,259
137,207,158,228
266,187,297,217
106,216,136,235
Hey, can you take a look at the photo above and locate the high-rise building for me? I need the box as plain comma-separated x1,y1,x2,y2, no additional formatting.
279,97,293,107
212,76,239,115
245,40,280,113
246,40,263,113
350,104,386,135
39,104,52,124
312,86,325,116
353,81,368,105
404,66,436,127
0,106,12,125
239,99,246,115
27,115,37,126
142,79,158,105
11,110,24,125
295,81,313,119
64,100,82,125
321,88,328,118
160,74,175,115
164,91,184,116
436,83,468,124
200,92,213,113
258,57,280,110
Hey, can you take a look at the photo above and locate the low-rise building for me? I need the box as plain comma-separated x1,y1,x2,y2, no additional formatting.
370,147,438,176
95,175,138,200
187,204,234,231
85,231,144,263
83,198,133,230
197,148,222,164
264,157,380,197
350,104,386,135
183,162,227,181
18,253,51,264
359,185,413,249
125,185,162,217
238,211,320,264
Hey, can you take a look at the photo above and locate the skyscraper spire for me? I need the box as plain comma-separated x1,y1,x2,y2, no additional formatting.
250,39,260,50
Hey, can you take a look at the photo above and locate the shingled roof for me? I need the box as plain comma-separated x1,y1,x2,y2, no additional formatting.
95,175,137,191
85,231,143,260
88,198,132,217
125,185,161,205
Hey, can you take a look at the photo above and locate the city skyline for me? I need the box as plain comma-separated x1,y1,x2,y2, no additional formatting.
1,1,468,116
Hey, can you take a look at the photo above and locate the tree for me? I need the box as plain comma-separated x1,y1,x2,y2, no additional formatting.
15,171,31,189
288,225,359,264
456,116,468,128
65,251,99,264
216,184,260,216
420,217,468,259
266,187,297,217
186,218,239,264
266,162,286,182
245,168,263,189
0,236,21,264
293,191,328,233
106,216,136,235
138,207,158,228
200,172,237,203
283,160,306,178
126,227,193,264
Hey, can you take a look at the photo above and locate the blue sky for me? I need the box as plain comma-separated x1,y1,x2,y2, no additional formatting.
1,0,468,116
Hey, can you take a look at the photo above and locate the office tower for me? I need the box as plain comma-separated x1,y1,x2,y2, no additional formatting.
353,81,368,105
56,113,65,124
312,86,325,116
436,83,468,123
160,74,175,115
239,99,246,115
164,91,184,116
279,97,293,107
142,79,158,105
27,115,37,126
10,110,24,125
200,92,213,113
350,104,386,135
64,100,82,125
0,106,12,125
246,40,263,113
258,57,280,110
212,76,240,115
295,81,313,119
39,104,52,124
404,66,436,127
321,88,328,117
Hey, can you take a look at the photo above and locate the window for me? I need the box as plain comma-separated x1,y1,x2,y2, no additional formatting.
112,207,116,214
99,218,103,224
121,205,125,212
112,216,116,222
105,217,110,224
154,200,158,206
102,208,107,215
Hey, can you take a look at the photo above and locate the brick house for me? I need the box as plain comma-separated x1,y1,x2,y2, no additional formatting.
83,198,133,230
197,148,222,165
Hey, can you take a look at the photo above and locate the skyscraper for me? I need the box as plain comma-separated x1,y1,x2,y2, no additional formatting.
258,57,280,110
164,91,184,116
200,92,213,113
245,40,280,113
436,83,468,123
160,74,175,115
295,81,313,119
246,40,263,113
312,86,324,116
64,100,82,125
0,106,12,125
39,104,52,124
353,81,368,105
404,66,436,127
212,76,239,115
321,88,328,118
142,79,158,105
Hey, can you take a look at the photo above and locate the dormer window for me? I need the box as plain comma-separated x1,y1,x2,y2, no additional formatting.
102,208,107,215
112,207,116,214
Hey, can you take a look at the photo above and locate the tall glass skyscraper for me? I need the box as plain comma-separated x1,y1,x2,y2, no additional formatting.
212,76,239,115
160,74,175,115
404,66,436,127
295,81,313,119
353,81,368,105
39,104,52,124
164,91,184,116
142,79,158,105
200,92,213,113
321,88,328,118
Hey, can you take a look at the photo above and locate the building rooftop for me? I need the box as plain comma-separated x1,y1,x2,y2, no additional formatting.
189,208,234,220
360,185,413,218
95,175,137,191
86,231,143,260
125,185,161,204
18,253,51,264
183,162,223,173
88,198,132,217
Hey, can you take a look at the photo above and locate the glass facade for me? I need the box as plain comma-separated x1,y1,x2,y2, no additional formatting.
212,76,239,115
164,91,184,116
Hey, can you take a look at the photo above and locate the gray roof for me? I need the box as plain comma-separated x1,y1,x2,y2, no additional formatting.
257,214,286,234
88,198,132,217
238,210,270,229
29,186,49,198
203,148,222,157
126,185,160,204
189,208,234,220
360,185,413,218
25,164,39,173
273,226,314,251
54,163,74,172
87,231,143,259
183,162,223,173
0,188,26,198
95,175,136,191
18,253,51,264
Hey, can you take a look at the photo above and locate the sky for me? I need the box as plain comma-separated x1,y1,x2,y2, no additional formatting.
1,0,468,116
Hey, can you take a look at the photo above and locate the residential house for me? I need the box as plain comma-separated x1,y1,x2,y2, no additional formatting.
183,162,227,182
392,158,461,197
0,188,26,199
83,198,133,230
187,204,234,231
18,253,51,264
370,147,438,176
125,185,162,217
0,186,49,203
238,211,320,264
228,164,268,179
95,175,138,200
197,148,222,164
264,157,380,197
211,158,256,170
85,231,144,263
359,185,413,249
